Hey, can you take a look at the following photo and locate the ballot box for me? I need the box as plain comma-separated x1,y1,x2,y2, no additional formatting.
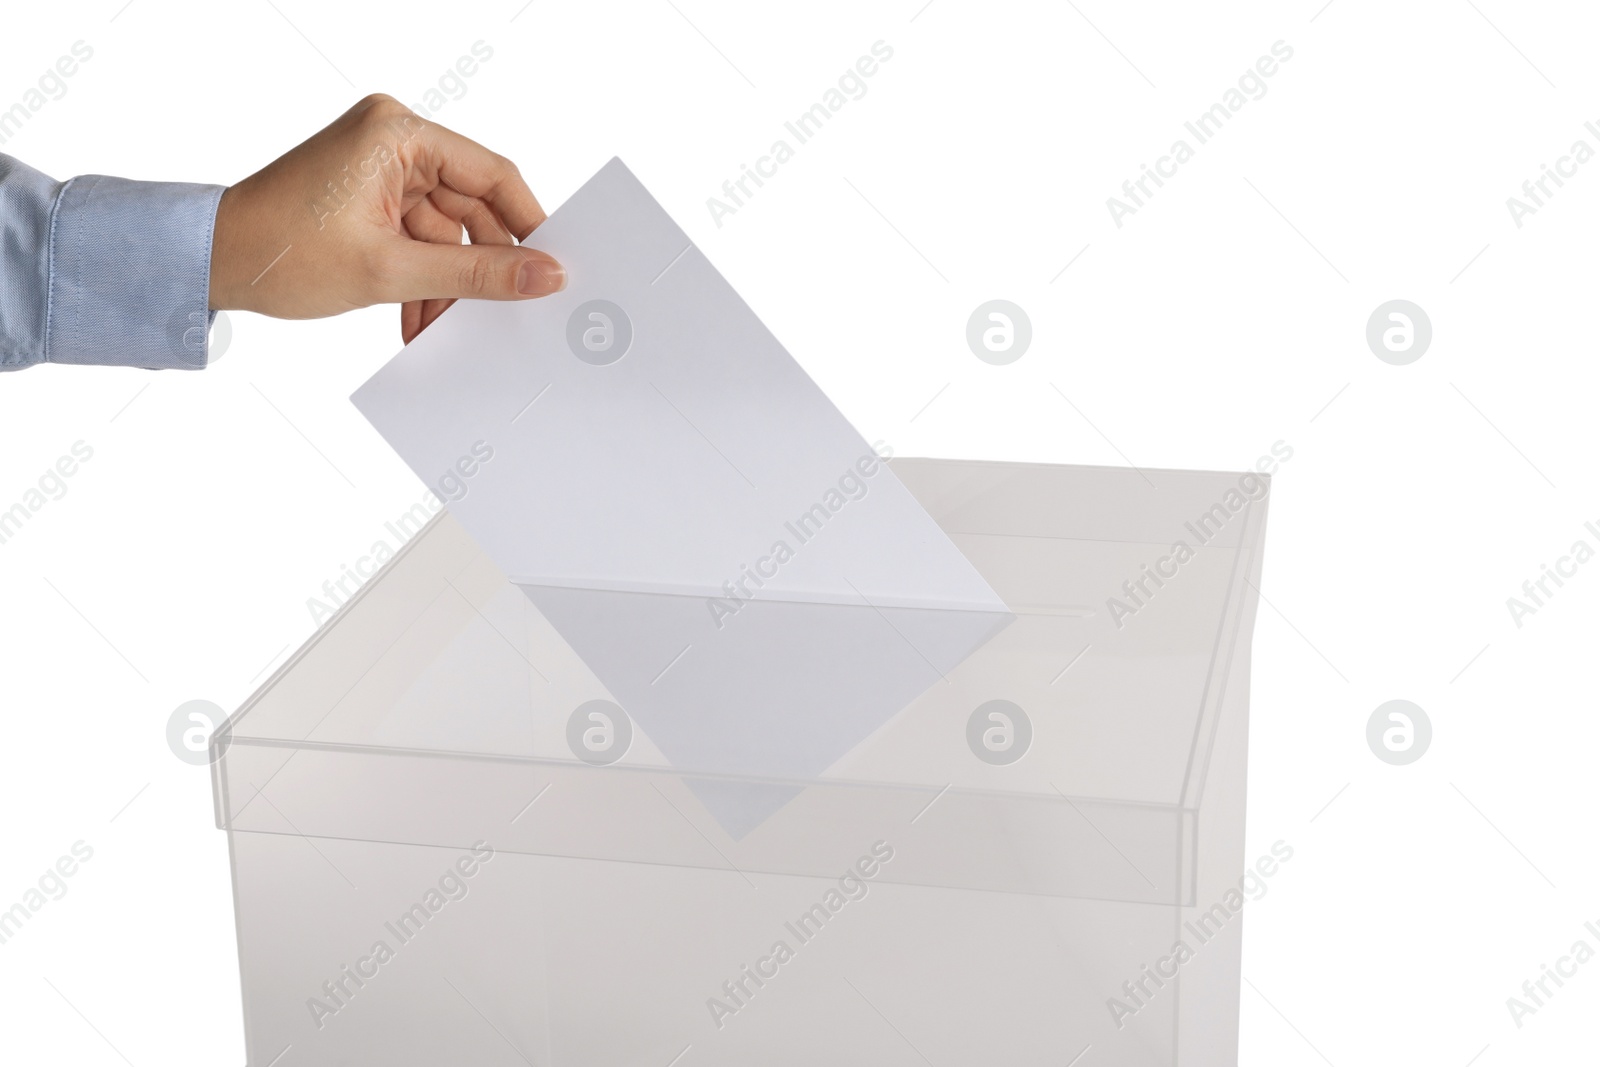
213,457,1269,1066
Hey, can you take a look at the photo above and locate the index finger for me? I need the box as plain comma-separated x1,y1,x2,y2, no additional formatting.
405,120,547,242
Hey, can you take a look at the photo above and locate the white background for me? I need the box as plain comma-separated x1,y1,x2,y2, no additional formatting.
2,0,1597,1063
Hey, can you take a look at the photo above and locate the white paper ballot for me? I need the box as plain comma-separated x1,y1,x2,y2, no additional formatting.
352,158,1011,835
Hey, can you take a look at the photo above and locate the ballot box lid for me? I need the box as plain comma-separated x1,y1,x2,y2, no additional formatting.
214,458,1269,906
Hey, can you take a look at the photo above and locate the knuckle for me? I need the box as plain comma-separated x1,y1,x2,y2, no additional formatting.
355,94,413,131
486,152,520,183
458,255,500,296
357,92,401,114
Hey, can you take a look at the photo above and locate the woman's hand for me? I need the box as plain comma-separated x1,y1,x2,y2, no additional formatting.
208,94,565,344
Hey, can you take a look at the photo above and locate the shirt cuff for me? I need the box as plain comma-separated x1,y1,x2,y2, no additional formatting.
47,174,226,369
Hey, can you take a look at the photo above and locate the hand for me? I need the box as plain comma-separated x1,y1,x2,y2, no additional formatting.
208,94,565,344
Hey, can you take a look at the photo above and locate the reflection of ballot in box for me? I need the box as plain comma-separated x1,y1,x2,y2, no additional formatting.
213,458,1269,1066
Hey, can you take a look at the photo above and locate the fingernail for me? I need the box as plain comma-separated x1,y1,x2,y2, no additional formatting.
518,251,566,296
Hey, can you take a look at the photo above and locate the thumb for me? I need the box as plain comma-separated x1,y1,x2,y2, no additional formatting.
384,241,566,303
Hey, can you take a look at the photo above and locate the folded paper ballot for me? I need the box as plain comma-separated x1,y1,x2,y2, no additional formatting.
352,158,1012,834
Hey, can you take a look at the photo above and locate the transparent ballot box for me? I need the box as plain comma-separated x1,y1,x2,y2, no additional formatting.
213,457,1270,1067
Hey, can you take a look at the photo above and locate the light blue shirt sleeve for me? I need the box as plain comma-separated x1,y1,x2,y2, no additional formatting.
0,153,225,371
